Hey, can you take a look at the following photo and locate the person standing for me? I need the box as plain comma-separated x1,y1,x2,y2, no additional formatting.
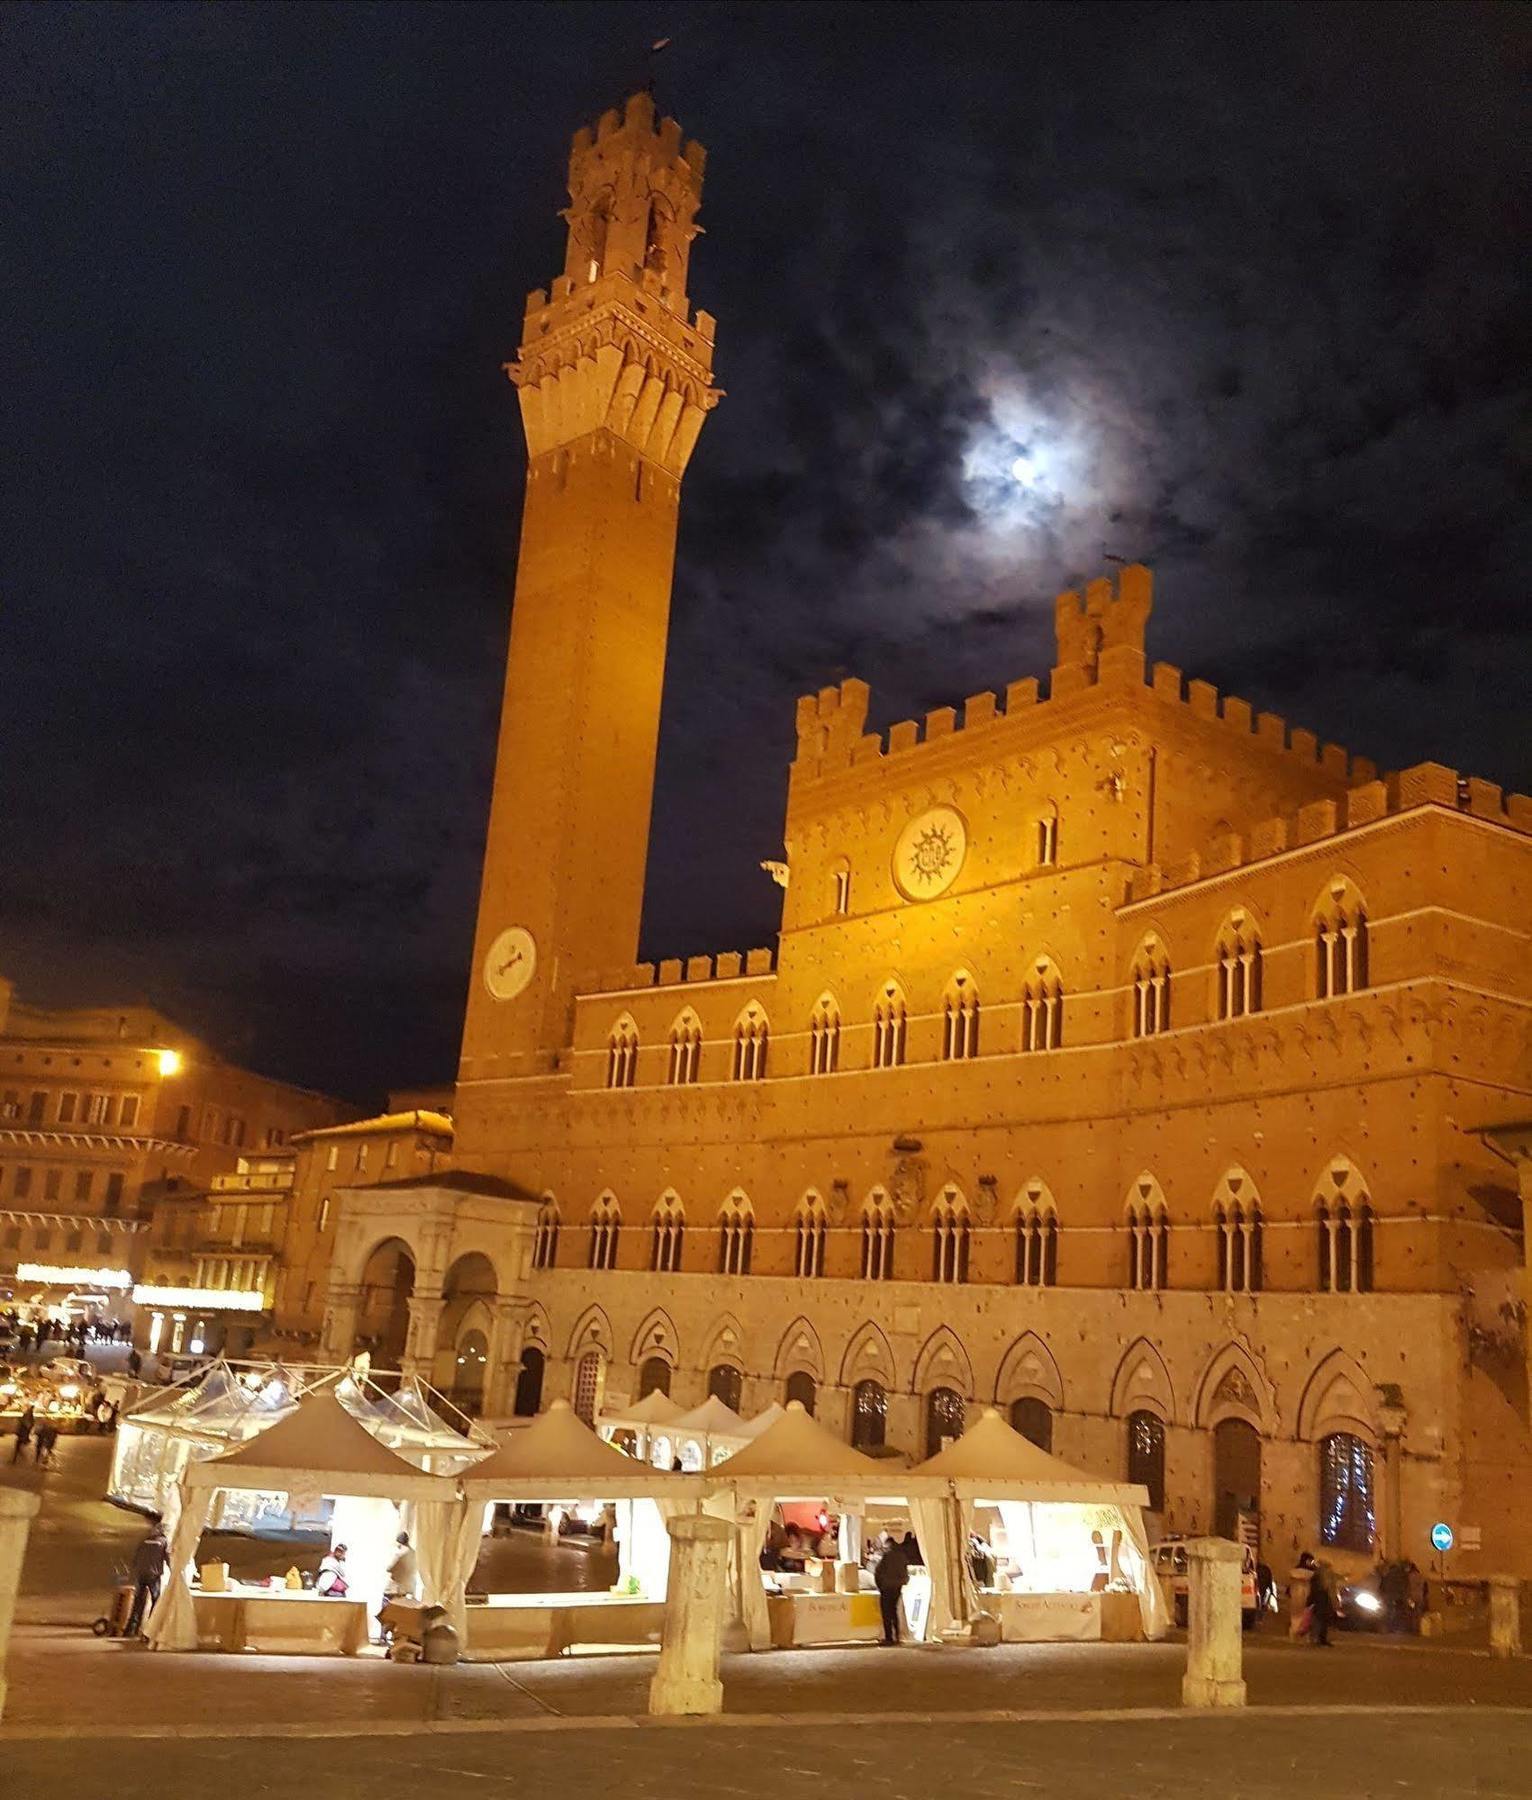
11,1404,34,1463
34,1420,59,1466
124,1523,169,1637
874,1533,909,1647
1308,1559,1336,1647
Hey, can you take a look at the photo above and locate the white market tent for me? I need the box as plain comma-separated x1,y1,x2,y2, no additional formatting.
902,1407,1169,1640
147,1389,456,1651
665,1394,751,1469
452,1400,706,1654
598,1387,687,1465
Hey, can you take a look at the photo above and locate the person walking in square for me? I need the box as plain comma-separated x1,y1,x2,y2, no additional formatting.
124,1523,169,1638
11,1404,34,1463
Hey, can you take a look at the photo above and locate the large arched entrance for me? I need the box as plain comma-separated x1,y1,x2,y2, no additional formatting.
1213,1417,1262,1544
514,1346,546,1417
357,1237,414,1371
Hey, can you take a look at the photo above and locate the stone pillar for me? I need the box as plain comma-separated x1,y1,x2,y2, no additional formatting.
403,1293,444,1378
319,1282,362,1363
482,1298,527,1418
1182,1538,1247,1709
0,1488,41,1722
1488,1576,1522,1658
649,1513,734,1717
1377,1393,1407,1561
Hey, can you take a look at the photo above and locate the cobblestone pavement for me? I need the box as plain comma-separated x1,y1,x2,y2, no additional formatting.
5,1714,1532,1800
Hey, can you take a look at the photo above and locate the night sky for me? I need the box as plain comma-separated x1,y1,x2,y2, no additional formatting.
3,3,1527,1104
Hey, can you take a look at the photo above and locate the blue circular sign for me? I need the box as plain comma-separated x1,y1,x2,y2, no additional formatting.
1430,1522,1454,1553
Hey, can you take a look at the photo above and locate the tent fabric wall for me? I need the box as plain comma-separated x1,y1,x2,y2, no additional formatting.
146,1483,215,1651
415,1495,484,1646
908,1495,975,1640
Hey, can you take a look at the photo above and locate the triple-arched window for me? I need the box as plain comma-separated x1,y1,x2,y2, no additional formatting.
532,1197,560,1271
861,1192,897,1281
1126,1185,1170,1290
650,1195,686,1274
872,981,908,1069
1131,938,1171,1038
809,994,841,1075
667,1010,702,1085
717,1193,754,1276
930,1189,971,1284
606,1015,639,1089
1213,1171,1262,1292
1215,910,1263,1020
794,1193,828,1279
732,1005,769,1082
1021,958,1064,1052
1014,1183,1059,1286
1316,1161,1375,1292
588,1194,621,1272
1314,881,1370,998
942,972,980,1061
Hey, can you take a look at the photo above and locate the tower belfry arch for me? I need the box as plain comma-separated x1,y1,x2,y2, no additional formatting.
457,92,720,1139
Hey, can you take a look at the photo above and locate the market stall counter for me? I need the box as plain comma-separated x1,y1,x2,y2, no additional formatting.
190,1586,371,1655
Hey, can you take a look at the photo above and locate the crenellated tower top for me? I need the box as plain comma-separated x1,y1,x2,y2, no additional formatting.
509,91,720,478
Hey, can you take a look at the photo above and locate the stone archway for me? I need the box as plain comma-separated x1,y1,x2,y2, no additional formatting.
1213,1418,1262,1544
356,1236,415,1371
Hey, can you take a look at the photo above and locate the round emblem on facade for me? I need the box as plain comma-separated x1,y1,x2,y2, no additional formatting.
483,926,537,1001
892,806,967,901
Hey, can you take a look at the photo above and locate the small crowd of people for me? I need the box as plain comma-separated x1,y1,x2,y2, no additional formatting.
1292,1551,1426,1643
0,1312,132,1355
9,1405,63,1465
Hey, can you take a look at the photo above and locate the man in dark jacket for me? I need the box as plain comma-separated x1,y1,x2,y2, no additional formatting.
10,1405,34,1463
874,1534,909,1646
125,1524,170,1637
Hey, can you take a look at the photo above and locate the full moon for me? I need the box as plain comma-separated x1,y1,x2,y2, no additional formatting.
1010,454,1038,486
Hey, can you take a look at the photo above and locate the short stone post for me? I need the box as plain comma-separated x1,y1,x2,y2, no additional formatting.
1488,1576,1522,1658
649,1513,735,1717
1181,1538,1247,1709
0,1488,41,1722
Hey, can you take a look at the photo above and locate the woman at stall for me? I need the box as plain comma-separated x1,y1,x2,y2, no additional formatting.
316,1544,350,1597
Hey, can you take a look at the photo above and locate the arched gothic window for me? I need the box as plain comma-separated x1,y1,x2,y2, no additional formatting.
925,1386,966,1457
809,994,841,1076
1126,1191,1170,1291
1319,1432,1376,1552
784,1370,817,1415
637,1356,671,1398
1314,882,1370,998
851,1378,887,1449
1022,958,1065,1052
1011,1396,1054,1451
606,1015,639,1089
707,1363,743,1411
732,1005,769,1082
1127,1410,1166,1512
931,1189,971,1285
1316,1162,1375,1293
1014,1183,1059,1287
872,981,907,1070
650,1195,686,1274
572,1349,604,1425
1131,938,1172,1038
667,1010,702,1086
532,1198,560,1271
860,1192,896,1281
717,1193,754,1276
1215,910,1264,1020
794,1193,828,1279
942,972,980,1061
588,1195,621,1272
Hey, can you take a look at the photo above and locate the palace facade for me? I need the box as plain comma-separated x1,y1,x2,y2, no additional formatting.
320,94,1532,1578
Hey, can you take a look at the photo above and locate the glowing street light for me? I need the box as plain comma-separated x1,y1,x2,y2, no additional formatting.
157,1048,183,1077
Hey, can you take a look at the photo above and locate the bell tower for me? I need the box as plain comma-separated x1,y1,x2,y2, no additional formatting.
458,93,720,1100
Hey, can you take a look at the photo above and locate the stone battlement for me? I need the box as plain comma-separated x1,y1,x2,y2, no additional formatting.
792,564,1369,790
580,947,778,1001
1125,762,1532,901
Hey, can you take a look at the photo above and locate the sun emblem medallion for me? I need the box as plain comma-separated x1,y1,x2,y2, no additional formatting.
892,805,968,900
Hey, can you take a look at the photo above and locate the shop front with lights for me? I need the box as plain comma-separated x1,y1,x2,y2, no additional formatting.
132,1282,267,1360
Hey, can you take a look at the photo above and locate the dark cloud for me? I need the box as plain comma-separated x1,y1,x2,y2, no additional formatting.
2,2,1527,1099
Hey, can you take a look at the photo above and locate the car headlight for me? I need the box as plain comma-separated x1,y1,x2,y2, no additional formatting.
1352,1590,1382,1613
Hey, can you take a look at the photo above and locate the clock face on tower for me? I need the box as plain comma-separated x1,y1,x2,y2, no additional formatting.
892,806,968,901
483,927,537,1002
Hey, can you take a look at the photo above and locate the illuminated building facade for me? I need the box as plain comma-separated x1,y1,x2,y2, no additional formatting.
321,96,1532,1575
0,977,348,1330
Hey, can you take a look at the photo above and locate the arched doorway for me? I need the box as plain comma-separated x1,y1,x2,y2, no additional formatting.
514,1346,545,1417
851,1378,886,1449
573,1350,604,1424
1213,1417,1262,1544
707,1363,743,1411
451,1328,488,1417
357,1237,414,1371
784,1370,817,1415
1127,1410,1166,1514
925,1387,966,1458
638,1356,672,1398
1010,1396,1053,1452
